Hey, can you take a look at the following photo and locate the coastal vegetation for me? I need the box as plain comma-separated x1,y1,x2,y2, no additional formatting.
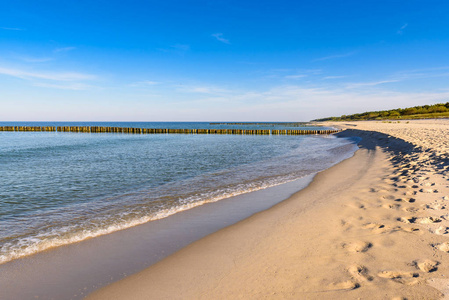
314,102,449,121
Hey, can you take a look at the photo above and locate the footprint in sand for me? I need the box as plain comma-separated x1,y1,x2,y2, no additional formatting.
437,242,449,252
398,216,417,224
403,207,419,213
405,179,415,184
383,179,396,185
362,223,396,234
377,270,419,281
343,241,372,253
393,197,415,203
394,183,410,189
349,202,366,210
327,280,359,291
404,191,417,196
434,226,449,235
383,203,401,209
420,188,439,193
362,223,387,233
419,216,442,224
400,226,420,233
348,265,373,282
339,219,354,231
424,203,446,210
413,259,438,273
380,195,397,201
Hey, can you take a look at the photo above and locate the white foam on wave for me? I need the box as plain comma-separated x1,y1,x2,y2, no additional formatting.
0,177,299,265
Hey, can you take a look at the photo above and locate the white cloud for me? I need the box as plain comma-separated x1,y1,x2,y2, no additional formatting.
3,80,448,121
179,84,449,121
212,33,230,44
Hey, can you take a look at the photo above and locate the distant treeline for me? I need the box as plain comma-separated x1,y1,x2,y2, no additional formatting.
313,102,449,121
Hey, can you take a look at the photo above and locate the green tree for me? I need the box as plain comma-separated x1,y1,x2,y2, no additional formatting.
389,111,400,117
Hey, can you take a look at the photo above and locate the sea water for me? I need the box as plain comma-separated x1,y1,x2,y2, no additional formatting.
0,122,357,264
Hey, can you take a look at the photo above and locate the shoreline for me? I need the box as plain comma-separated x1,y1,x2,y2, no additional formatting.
0,166,324,299
89,122,449,299
0,127,349,267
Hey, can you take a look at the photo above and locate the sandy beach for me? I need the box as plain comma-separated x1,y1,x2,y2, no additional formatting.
4,1,448,299
88,119,449,299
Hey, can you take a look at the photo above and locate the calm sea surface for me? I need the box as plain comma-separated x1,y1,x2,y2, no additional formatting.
0,122,356,264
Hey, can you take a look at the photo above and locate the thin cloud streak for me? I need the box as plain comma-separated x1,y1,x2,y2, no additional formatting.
171,44,190,51
342,67,449,89
130,80,160,87
0,66,96,81
17,56,53,63
393,67,449,81
1,27,24,31
345,79,400,89
313,51,357,62
212,33,230,44
285,74,307,79
178,84,231,94
182,85,449,121
397,23,408,34
157,44,190,55
54,47,76,53
3,81,448,121
33,82,93,90
322,75,347,80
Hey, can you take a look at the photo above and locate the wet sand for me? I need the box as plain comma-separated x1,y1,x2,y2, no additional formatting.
88,120,449,299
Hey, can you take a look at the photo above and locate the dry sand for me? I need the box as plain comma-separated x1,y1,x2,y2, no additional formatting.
88,119,449,300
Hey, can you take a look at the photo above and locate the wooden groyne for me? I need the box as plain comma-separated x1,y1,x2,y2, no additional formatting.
0,126,57,132
0,126,341,135
209,122,308,127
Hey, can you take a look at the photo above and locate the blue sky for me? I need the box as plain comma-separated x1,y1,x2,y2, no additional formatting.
1,0,449,121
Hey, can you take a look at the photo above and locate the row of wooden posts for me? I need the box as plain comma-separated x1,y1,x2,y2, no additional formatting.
0,126,341,135
209,122,306,127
